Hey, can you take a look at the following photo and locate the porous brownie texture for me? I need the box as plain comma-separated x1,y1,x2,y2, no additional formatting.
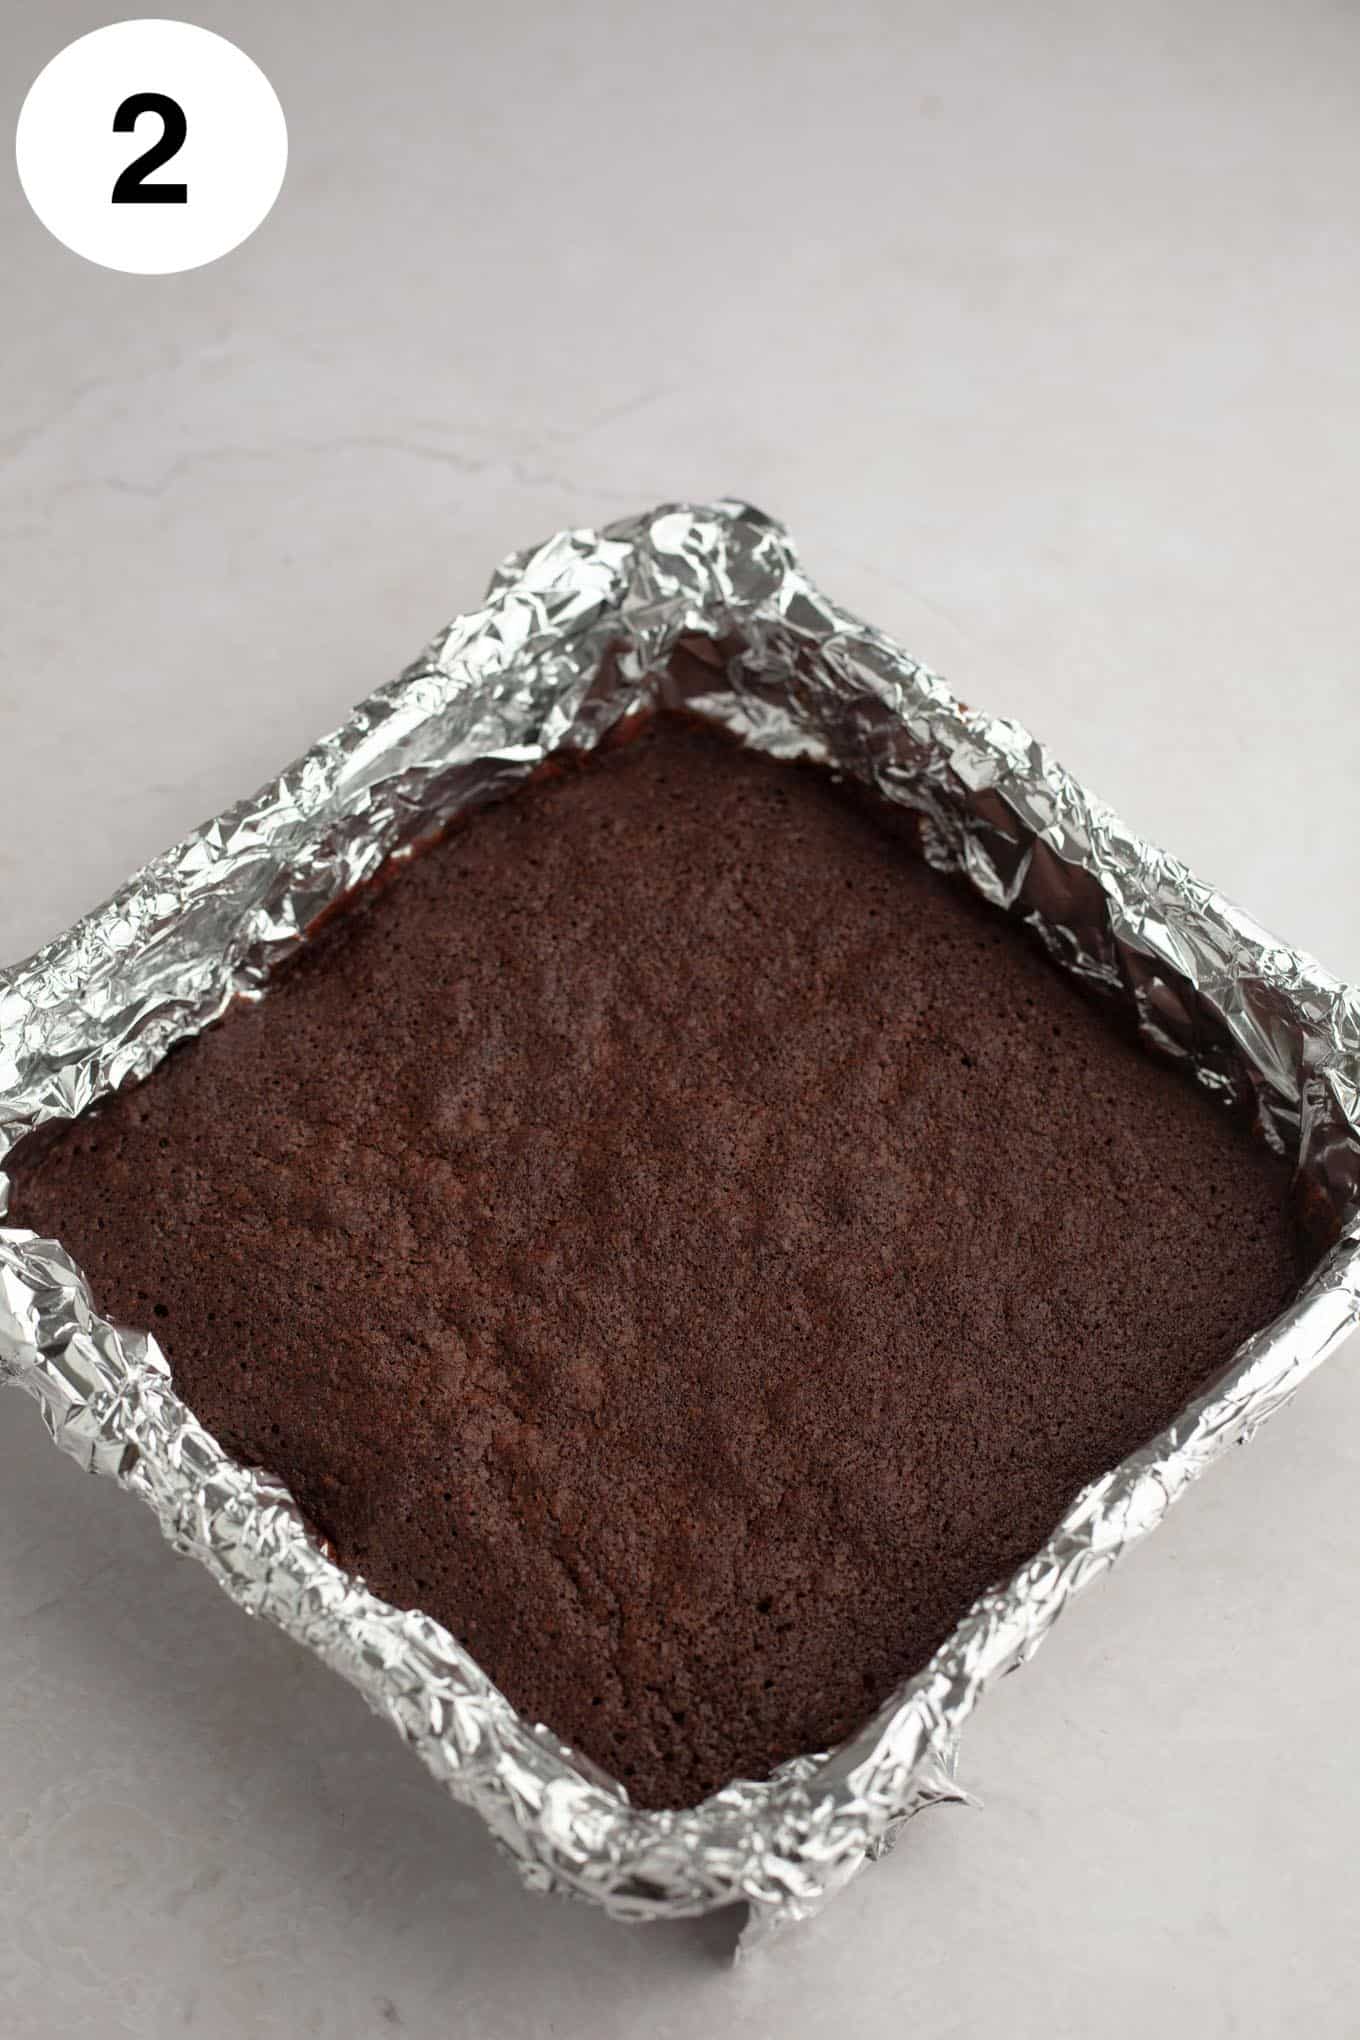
7,717,1304,1807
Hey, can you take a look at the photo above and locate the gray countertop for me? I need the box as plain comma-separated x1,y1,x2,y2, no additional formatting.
3,3,1358,2034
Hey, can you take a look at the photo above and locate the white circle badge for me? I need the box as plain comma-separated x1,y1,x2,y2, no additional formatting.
15,19,287,275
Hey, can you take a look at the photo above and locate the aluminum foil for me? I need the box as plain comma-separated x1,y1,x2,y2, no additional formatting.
2,501,1359,1943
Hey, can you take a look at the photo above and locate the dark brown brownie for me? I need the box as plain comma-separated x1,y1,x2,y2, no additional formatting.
6,718,1304,1808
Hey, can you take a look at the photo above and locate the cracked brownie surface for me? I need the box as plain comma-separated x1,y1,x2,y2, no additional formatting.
7,716,1304,1807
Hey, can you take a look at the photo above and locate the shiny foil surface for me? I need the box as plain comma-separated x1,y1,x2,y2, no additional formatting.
2,502,1358,1940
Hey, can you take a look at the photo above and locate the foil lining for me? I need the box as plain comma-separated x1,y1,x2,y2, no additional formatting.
2,501,1359,1941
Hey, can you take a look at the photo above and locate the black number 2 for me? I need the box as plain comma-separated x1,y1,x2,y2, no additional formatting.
111,93,188,204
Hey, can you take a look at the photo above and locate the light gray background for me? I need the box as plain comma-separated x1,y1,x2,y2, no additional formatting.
3,3,1358,2035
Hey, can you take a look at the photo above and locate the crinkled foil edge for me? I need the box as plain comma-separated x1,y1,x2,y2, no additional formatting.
2,502,1358,1936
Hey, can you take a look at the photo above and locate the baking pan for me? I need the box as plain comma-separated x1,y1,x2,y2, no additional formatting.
2,501,1357,1940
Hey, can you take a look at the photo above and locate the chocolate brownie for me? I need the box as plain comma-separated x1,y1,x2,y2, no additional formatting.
5,716,1305,1808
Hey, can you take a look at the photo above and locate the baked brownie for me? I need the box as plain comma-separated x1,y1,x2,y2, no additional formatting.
6,717,1305,1808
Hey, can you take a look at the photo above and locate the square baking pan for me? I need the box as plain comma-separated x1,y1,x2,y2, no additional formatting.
2,501,1358,1940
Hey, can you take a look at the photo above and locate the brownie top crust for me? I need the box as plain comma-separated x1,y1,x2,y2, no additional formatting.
6,716,1304,1808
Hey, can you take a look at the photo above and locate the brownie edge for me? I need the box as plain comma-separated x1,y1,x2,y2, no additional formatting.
5,717,1305,1808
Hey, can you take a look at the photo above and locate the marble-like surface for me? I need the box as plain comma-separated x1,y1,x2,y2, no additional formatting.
3,2,1358,2033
